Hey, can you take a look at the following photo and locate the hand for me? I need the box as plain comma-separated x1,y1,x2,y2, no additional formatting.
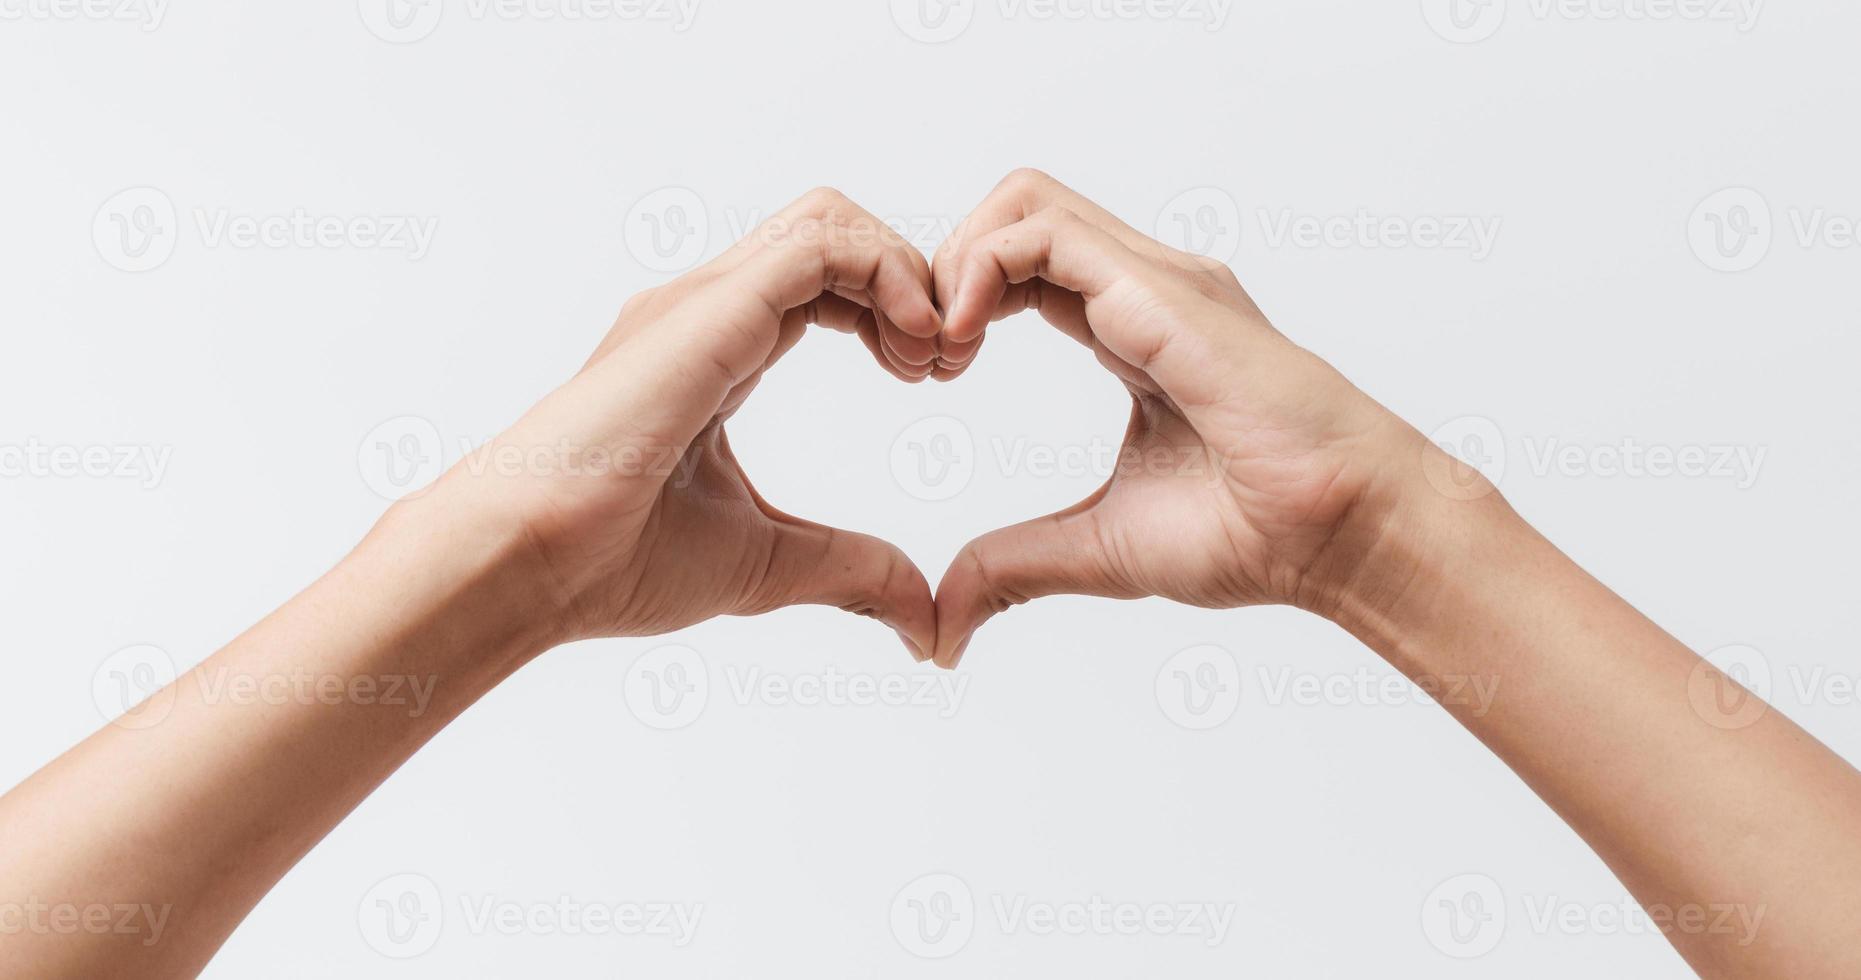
927,170,1430,667
416,188,944,659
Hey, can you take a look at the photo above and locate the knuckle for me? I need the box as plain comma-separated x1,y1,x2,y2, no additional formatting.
1031,204,1081,229
800,185,850,215
998,167,1056,197
965,543,1021,611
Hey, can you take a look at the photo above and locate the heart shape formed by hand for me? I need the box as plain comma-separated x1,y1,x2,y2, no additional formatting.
897,170,1395,668
500,170,1407,675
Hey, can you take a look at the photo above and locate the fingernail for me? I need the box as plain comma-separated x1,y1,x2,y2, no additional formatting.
898,629,929,663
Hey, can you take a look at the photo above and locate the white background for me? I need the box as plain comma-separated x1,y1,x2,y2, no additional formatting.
4,0,1859,975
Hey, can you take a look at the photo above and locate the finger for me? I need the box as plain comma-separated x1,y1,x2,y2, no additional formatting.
932,168,1173,314
802,292,920,381
826,284,936,372
756,188,940,339
755,518,938,663
636,216,943,429
709,213,942,378
943,206,1232,410
928,329,983,383
930,489,1137,669
876,310,936,380
947,206,1228,401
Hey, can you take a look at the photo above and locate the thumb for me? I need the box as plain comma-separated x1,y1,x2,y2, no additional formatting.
932,502,1139,669
752,517,938,663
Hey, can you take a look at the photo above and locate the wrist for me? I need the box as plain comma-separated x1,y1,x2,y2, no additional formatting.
363,484,574,669
1296,424,1536,659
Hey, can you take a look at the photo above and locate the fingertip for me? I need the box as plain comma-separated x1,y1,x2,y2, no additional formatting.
885,558,939,664
895,302,945,340
898,630,931,663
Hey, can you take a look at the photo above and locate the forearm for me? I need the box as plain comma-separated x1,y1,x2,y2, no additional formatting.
0,492,556,978
1324,442,1861,978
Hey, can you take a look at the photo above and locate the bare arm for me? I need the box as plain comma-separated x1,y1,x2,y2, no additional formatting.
926,168,1861,978
0,188,942,978
1327,480,1861,977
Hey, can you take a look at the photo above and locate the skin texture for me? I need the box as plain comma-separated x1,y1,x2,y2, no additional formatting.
1,173,1857,978
924,170,1861,979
